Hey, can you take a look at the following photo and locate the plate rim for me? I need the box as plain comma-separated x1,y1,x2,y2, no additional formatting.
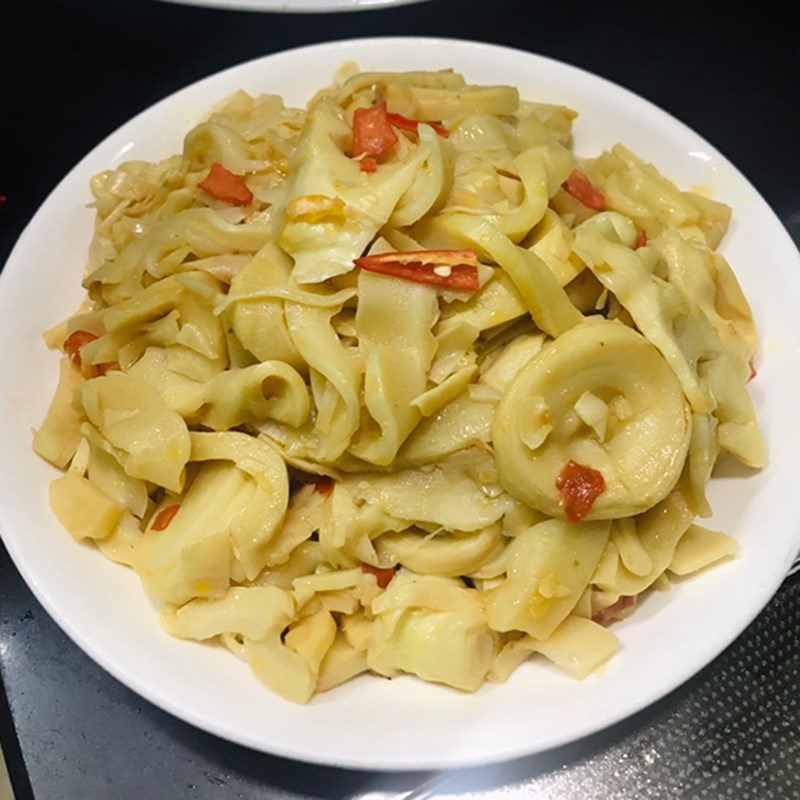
1,36,799,771
154,0,429,13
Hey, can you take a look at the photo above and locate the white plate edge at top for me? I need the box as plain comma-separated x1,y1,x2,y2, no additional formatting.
155,0,430,13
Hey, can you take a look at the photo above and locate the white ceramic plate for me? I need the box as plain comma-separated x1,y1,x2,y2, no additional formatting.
1,38,798,771
157,0,428,13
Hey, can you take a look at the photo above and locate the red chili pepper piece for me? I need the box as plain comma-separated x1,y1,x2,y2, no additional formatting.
386,111,449,138
93,362,118,376
151,504,180,531
63,330,115,375
564,169,605,210
360,156,378,173
352,101,398,159
63,330,98,368
361,563,396,589
313,476,335,495
555,460,606,522
355,249,481,292
198,163,253,206
635,230,647,248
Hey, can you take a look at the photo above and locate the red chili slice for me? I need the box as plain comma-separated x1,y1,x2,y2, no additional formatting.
360,156,378,173
63,330,98,367
198,163,253,206
93,361,118,376
386,111,449,138
313,476,335,495
151,504,180,531
352,101,398,159
355,249,480,292
361,563,396,589
63,330,115,376
555,460,606,522
564,169,605,210
635,230,647,249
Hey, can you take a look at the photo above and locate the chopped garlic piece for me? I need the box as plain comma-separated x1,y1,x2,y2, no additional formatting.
286,194,345,223
609,395,633,422
519,396,553,451
574,390,609,441
467,383,501,403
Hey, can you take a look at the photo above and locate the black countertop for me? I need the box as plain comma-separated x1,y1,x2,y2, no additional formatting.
1,2,798,798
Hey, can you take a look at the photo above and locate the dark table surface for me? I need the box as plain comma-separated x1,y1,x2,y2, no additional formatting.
1,2,798,798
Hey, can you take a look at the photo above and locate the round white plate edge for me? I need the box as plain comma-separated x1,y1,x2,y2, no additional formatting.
0,37,799,771
155,0,429,13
